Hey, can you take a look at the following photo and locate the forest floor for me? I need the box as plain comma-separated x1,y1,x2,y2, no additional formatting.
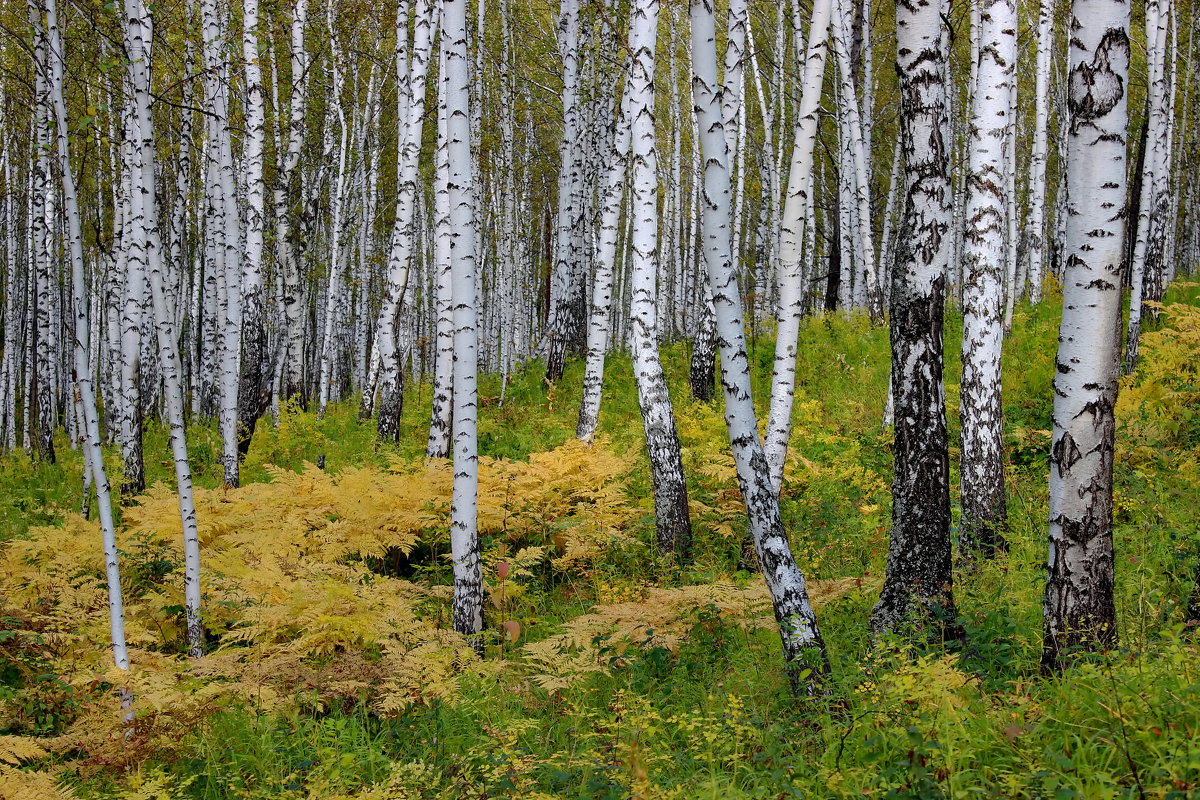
2,281,1200,799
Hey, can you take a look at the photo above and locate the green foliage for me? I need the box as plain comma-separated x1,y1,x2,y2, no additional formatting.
3,289,1200,798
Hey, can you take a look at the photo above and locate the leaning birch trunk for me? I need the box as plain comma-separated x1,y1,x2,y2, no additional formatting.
763,0,832,493
870,0,957,636
690,0,828,693
442,0,484,645
1124,0,1167,374
44,0,129,676
1025,0,1054,303
958,0,1016,561
125,0,205,658
576,75,633,442
235,0,269,478
626,0,693,562
1042,0,1130,671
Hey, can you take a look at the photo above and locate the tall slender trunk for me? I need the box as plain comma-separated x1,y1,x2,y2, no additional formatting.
545,0,584,383
200,0,244,485
377,0,437,442
235,0,269,476
125,0,206,658
958,0,1016,561
1026,0,1053,302
42,0,129,676
1124,0,1168,373
275,0,309,405
1042,0,1129,671
871,0,957,636
763,0,832,492
576,66,632,442
317,0,350,418
442,0,484,646
427,57,454,459
626,0,692,562
29,2,57,465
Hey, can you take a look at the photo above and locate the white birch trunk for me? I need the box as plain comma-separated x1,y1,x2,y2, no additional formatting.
427,56,454,460
377,0,437,441
442,0,484,645
42,0,129,675
1026,0,1054,302
763,0,832,492
959,0,1016,560
690,0,827,692
1043,0,1129,669
576,69,632,442
626,0,693,561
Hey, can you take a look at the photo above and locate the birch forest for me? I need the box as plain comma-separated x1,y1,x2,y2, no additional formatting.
2,0,1200,793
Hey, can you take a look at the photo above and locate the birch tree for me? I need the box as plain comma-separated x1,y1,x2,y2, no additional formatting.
41,0,129,675
443,0,484,645
764,0,832,493
1025,0,1054,302
274,0,309,405
576,68,632,442
427,56,454,460
626,0,693,561
28,0,56,466
545,0,584,383
235,0,269,477
199,0,244,486
690,0,828,692
1043,0,1130,671
124,0,206,658
376,0,437,442
871,0,957,636
958,0,1016,560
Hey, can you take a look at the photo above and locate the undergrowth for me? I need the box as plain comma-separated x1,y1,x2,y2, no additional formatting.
1,282,1199,798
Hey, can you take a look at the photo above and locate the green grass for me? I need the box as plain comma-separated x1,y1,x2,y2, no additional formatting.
6,282,1200,799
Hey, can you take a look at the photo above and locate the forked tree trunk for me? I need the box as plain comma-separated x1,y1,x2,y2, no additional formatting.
690,0,827,693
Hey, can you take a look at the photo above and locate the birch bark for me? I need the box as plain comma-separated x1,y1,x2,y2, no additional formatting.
690,0,827,692
958,0,1016,560
870,0,957,636
627,0,693,561
1043,0,1129,671
763,0,832,492
443,0,484,645
42,0,129,674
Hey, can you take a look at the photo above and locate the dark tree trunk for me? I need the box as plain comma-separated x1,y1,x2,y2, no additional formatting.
870,0,957,638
